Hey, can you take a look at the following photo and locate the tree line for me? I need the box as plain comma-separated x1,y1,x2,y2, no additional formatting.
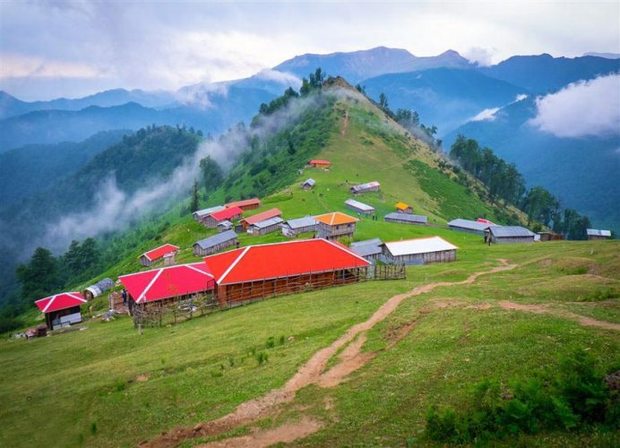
450,135,591,239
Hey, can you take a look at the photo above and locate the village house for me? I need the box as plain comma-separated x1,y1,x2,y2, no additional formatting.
586,228,612,240
217,220,233,232
384,212,428,225
301,178,316,190
281,216,318,237
201,206,243,228
35,292,87,330
537,231,564,241
140,243,180,267
247,216,284,235
308,159,332,168
192,205,225,222
345,198,375,215
383,236,457,265
486,226,535,244
225,198,261,211
448,218,491,235
350,238,383,263
350,181,380,194
193,230,238,256
240,208,282,231
315,211,359,240
395,202,413,214
203,239,369,305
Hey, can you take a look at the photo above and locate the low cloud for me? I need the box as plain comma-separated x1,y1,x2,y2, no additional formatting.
254,69,301,87
464,47,496,66
470,107,500,121
529,74,620,138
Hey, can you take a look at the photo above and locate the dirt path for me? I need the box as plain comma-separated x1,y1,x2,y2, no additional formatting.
499,300,620,331
340,110,349,136
141,260,516,448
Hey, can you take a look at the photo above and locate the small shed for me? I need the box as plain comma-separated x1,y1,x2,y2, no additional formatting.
83,278,114,301
201,206,243,228
241,208,282,230
383,236,457,265
308,159,332,168
350,181,380,194
345,198,375,215
301,178,316,190
140,244,180,267
315,212,359,240
193,230,238,256
225,198,261,211
385,212,428,225
586,228,612,240
486,226,535,244
35,292,87,330
395,202,413,214
448,218,491,235
217,220,233,232
350,238,383,262
193,205,225,222
538,231,564,241
281,216,318,237
248,216,284,235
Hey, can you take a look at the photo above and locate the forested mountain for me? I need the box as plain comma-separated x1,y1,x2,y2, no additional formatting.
478,54,620,93
0,130,127,207
362,68,527,134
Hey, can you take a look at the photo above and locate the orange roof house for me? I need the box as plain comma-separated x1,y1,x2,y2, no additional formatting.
314,212,359,240
395,202,413,214
240,208,282,230
308,159,332,168
225,198,261,211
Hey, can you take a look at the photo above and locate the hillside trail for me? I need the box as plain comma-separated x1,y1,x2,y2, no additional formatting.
140,259,516,448
340,110,349,136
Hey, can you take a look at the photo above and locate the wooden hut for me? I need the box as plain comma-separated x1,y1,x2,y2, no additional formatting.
140,244,180,267
225,198,261,211
308,159,332,168
395,202,413,214
247,216,284,235
350,181,380,194
315,212,358,240
486,226,535,244
586,229,612,240
240,208,282,230
35,292,86,330
193,230,238,256
301,178,316,190
217,220,233,232
383,236,457,265
448,218,490,235
192,205,225,222
350,238,383,263
345,198,375,215
281,216,318,237
384,212,427,225
203,239,369,306
538,231,564,241
201,206,243,228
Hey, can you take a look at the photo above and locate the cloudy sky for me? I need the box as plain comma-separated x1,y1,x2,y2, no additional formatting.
1,0,619,100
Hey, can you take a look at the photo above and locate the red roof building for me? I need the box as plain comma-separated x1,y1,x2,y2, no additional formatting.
204,239,369,304
308,159,332,168
35,292,87,330
119,262,215,304
225,198,261,211
240,208,282,230
140,243,180,267
200,206,243,228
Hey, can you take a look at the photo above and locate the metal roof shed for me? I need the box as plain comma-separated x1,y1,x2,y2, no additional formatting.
383,236,458,265
448,218,490,234
193,230,238,256
345,199,375,214
384,212,428,225
487,226,535,244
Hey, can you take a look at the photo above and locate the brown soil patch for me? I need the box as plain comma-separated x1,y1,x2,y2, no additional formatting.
341,110,349,136
198,418,323,448
141,260,517,448
499,301,548,314
136,374,150,382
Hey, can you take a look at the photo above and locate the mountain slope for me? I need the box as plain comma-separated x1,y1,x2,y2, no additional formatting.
445,97,620,232
274,47,473,83
479,54,620,93
362,67,527,134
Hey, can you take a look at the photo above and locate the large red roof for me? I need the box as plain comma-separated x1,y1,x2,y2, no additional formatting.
142,244,180,262
35,292,86,314
119,262,215,303
241,208,282,226
203,239,369,286
210,206,243,222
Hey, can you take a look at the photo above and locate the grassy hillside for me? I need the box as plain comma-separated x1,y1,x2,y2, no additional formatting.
2,81,618,447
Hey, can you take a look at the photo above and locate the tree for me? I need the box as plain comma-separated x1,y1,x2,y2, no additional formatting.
16,247,61,302
379,92,389,111
199,156,224,193
190,180,200,212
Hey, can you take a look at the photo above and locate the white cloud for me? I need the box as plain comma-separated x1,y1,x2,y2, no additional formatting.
255,69,301,86
529,74,620,138
0,54,104,79
471,107,500,121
